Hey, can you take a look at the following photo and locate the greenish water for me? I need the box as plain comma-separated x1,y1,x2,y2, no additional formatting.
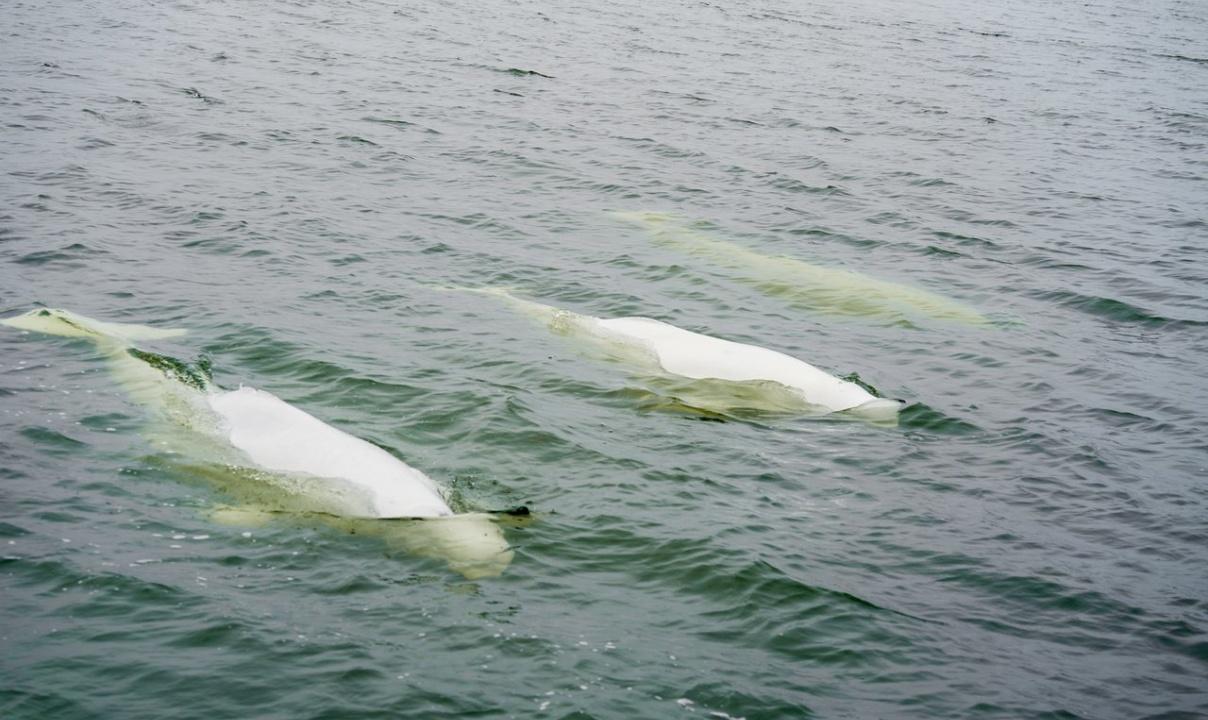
2,0,1206,718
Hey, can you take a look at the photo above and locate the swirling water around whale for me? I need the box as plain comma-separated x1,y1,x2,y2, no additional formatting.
1,0,1206,718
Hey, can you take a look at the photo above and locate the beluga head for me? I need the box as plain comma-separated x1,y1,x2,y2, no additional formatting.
382,513,520,580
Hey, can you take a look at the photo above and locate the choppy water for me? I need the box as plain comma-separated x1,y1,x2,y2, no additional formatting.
2,0,1207,717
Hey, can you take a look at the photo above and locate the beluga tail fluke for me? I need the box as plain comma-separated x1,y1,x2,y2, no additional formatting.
612,211,988,327
2,308,514,579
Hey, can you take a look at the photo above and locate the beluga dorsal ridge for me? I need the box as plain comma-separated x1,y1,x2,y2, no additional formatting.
2,307,514,579
612,211,989,327
465,289,903,422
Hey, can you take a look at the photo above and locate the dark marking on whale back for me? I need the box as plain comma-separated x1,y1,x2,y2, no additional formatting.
840,372,882,397
196,354,213,379
127,348,213,391
38,309,91,336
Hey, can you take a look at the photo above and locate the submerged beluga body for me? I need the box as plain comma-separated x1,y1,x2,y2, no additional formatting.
1,308,514,579
474,290,902,422
613,211,988,327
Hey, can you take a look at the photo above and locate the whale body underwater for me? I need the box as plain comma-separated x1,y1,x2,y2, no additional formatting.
1,308,514,579
475,290,904,421
613,211,989,327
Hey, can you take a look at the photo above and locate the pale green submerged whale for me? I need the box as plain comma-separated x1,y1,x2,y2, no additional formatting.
470,289,903,422
613,211,988,326
2,308,515,579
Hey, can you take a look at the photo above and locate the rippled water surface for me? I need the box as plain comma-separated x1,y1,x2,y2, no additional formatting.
2,0,1207,717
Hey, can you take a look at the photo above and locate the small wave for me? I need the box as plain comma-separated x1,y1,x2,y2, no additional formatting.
1156,53,1208,65
0,688,93,718
362,116,441,134
181,87,220,104
1034,290,1208,328
500,67,555,78
897,404,981,435
16,242,106,266
922,245,964,258
19,426,89,453
767,176,849,196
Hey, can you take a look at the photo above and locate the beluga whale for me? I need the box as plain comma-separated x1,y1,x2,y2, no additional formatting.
464,289,903,422
1,308,516,579
613,211,989,327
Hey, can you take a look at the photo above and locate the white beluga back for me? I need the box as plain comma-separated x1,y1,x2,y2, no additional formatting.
595,316,888,414
471,290,902,422
206,387,452,519
613,211,988,327
2,308,514,579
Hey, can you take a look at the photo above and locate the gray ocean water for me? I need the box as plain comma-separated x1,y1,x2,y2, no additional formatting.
2,0,1207,717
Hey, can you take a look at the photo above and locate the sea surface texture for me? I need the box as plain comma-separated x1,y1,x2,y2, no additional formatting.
2,0,1206,717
